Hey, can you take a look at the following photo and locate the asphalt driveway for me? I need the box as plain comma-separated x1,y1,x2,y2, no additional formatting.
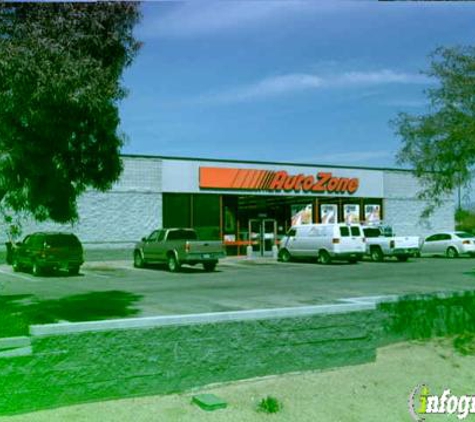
0,256,474,319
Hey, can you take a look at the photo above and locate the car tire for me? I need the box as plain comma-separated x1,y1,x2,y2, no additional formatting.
167,254,181,272
348,258,358,264
318,250,331,265
446,247,459,259
134,250,145,268
32,261,42,277
279,249,291,263
68,266,80,276
370,247,384,262
203,261,217,272
12,258,21,272
397,255,409,262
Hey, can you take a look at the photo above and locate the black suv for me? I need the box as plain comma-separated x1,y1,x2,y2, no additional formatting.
11,232,84,276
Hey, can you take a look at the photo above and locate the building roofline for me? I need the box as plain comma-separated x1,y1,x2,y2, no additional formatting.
120,153,413,173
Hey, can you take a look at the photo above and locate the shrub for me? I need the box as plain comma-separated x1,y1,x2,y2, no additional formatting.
257,396,282,414
453,333,475,356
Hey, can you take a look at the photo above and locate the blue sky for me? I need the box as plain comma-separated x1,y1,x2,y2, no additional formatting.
118,1,475,168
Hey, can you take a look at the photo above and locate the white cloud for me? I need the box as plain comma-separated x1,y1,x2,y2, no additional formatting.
202,73,324,103
192,69,431,104
334,70,429,86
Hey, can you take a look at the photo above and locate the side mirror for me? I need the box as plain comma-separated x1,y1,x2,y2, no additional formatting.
141,237,146,242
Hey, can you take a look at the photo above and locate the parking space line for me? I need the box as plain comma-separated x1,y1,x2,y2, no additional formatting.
81,270,113,279
220,260,296,267
0,268,37,281
83,264,135,271
112,265,136,271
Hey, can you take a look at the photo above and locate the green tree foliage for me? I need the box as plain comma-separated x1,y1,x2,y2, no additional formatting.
393,46,475,216
455,208,475,233
0,2,141,223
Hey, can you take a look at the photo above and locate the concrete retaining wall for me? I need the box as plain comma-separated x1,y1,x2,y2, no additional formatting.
0,304,382,416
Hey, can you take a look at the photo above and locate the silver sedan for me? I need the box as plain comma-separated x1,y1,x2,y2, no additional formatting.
420,231,475,258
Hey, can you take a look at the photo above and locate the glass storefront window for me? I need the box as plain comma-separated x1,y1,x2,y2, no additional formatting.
192,194,220,240
163,193,221,240
163,194,191,228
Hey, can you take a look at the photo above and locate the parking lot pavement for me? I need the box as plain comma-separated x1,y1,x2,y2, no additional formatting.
0,257,475,318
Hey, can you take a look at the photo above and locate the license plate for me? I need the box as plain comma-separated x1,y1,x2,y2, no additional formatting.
203,254,211,259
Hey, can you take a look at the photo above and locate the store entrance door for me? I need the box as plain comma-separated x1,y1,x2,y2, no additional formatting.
249,219,277,257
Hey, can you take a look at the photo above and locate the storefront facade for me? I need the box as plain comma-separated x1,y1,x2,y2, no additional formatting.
18,155,455,252
161,159,385,256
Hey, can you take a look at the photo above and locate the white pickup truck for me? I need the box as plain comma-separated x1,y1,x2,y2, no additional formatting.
362,225,420,262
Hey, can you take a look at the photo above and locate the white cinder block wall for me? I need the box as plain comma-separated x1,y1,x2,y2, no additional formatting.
383,170,455,237
11,156,163,248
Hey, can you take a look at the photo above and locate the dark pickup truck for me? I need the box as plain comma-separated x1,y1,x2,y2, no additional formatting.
133,228,225,272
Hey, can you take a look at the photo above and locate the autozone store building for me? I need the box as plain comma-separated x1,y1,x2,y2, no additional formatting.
22,155,455,256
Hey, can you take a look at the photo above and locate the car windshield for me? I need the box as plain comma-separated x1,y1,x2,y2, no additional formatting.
455,232,475,239
44,235,81,247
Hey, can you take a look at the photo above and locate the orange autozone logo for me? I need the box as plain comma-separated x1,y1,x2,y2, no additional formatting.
199,167,359,194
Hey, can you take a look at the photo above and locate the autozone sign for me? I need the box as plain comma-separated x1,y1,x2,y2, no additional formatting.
199,167,359,194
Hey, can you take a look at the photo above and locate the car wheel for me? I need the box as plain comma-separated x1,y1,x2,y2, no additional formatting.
397,255,409,262
134,250,145,268
68,266,80,276
348,258,358,264
279,249,291,263
167,254,181,272
370,247,384,262
203,261,217,272
446,247,459,259
12,258,21,272
32,262,42,277
318,250,331,265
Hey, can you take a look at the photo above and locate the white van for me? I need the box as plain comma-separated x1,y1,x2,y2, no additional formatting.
278,223,365,264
